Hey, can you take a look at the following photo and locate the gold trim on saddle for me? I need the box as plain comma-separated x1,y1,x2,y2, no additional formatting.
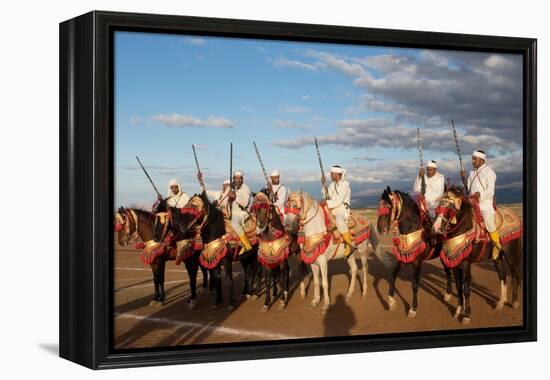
393,228,423,251
304,232,327,252
443,231,471,254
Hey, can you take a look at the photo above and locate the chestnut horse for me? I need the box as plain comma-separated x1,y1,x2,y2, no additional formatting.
114,207,208,307
376,187,453,317
433,186,522,324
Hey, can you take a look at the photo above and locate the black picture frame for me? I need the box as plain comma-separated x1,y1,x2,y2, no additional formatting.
59,10,537,369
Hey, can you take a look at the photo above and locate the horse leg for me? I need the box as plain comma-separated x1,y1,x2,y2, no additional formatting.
262,269,272,311
453,267,464,320
200,260,209,289
320,257,330,313
359,243,369,299
345,253,358,301
184,258,199,310
241,257,250,297
493,254,508,310
278,261,290,310
408,258,422,318
442,262,453,301
310,263,321,308
388,261,402,311
210,267,223,309
462,262,472,324
272,267,280,298
225,257,236,311
299,260,310,300
505,240,522,309
149,262,160,304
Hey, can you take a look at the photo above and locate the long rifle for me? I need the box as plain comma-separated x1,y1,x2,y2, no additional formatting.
136,156,162,198
450,120,468,191
314,137,329,200
228,142,233,218
191,144,205,192
252,141,274,202
416,128,426,195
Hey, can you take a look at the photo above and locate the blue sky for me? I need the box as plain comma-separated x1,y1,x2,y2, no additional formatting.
115,31,523,208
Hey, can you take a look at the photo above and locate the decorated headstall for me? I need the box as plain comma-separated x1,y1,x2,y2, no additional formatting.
284,191,303,217
114,208,139,242
435,191,462,222
250,192,271,213
179,196,208,230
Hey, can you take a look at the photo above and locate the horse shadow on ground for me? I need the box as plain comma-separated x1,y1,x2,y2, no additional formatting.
369,249,507,317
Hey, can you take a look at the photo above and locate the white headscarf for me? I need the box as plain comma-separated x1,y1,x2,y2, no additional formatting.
167,178,182,197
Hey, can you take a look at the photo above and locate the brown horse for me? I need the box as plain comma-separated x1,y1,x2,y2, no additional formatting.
376,187,453,318
169,192,261,310
433,186,522,324
114,207,208,307
250,192,303,311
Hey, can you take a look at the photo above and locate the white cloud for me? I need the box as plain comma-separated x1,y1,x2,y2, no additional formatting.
281,105,312,113
151,113,235,128
182,37,207,46
274,120,312,130
272,57,318,71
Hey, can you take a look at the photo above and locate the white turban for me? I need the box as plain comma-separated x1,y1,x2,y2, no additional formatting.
233,170,244,177
330,165,345,174
270,169,280,177
167,179,181,196
472,150,486,160
427,160,438,169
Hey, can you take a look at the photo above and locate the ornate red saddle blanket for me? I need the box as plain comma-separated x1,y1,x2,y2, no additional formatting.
258,234,291,269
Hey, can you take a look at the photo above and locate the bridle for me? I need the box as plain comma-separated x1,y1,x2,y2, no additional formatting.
179,196,210,232
114,208,140,243
377,192,414,232
284,192,319,227
435,193,467,237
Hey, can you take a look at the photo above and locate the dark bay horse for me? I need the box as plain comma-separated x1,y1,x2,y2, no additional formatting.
170,192,261,310
114,207,208,307
376,187,452,317
433,186,522,324
250,192,302,311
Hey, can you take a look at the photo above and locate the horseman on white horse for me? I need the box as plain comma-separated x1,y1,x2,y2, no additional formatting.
319,165,354,256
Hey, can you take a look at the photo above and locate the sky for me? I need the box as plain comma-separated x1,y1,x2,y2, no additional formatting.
114,31,523,208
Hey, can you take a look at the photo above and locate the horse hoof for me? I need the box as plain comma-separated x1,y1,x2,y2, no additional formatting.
187,299,197,310
261,305,269,312
407,309,417,318
462,317,471,325
345,294,353,303
251,294,259,300
388,297,396,311
277,301,286,311
322,305,330,314
300,292,306,300
228,305,236,312
211,304,220,310
495,301,505,311
453,306,462,319
444,293,452,302
149,300,158,306
512,301,520,310
362,290,368,299
245,294,252,300
310,300,319,308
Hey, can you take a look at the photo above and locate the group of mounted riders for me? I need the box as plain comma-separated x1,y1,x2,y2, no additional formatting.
115,133,522,324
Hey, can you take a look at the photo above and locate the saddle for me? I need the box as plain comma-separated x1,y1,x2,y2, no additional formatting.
468,197,522,244
223,214,258,251
320,205,371,245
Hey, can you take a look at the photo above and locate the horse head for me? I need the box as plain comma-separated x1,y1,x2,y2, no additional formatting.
376,186,394,235
174,194,208,236
250,192,272,233
433,185,467,235
283,190,305,234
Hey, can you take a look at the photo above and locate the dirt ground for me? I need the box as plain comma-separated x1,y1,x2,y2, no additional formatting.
114,205,523,349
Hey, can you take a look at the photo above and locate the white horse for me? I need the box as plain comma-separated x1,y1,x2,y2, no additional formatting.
284,191,381,313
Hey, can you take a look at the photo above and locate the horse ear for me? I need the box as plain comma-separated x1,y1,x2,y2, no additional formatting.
386,186,392,193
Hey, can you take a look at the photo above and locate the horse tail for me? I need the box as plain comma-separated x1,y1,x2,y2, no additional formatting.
503,236,523,283
369,222,394,269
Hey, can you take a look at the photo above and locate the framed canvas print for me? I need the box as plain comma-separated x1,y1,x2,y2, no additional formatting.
59,11,537,369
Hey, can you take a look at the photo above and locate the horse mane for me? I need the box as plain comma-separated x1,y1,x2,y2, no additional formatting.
394,190,420,214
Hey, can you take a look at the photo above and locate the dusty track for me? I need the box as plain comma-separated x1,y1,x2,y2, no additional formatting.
114,205,523,349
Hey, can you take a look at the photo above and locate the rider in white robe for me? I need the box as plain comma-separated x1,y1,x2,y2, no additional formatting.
413,160,445,218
